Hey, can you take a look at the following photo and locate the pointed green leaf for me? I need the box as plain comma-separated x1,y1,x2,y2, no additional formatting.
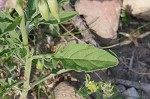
53,43,118,72
0,12,14,34
41,11,77,24
4,17,22,32
0,79,8,86
0,12,14,23
19,47,27,58
0,81,22,98
26,0,39,20
36,60,43,70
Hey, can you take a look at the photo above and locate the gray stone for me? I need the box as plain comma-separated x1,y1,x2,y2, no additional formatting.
123,87,139,99
117,85,126,93
123,0,150,21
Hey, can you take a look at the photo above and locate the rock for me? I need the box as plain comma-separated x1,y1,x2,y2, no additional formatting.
117,85,126,93
54,81,83,99
123,0,150,21
123,87,139,99
75,0,121,39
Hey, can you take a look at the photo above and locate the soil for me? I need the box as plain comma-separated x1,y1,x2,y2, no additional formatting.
51,19,150,99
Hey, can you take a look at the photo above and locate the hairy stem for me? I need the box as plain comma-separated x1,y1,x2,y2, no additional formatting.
30,69,69,88
16,4,32,99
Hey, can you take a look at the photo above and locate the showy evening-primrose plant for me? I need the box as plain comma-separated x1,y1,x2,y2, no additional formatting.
0,0,118,98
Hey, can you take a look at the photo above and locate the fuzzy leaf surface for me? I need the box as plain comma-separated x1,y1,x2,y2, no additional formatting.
53,43,118,72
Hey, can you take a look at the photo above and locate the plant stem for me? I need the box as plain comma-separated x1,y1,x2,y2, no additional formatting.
15,4,32,99
30,69,69,88
20,16,32,99
33,54,53,59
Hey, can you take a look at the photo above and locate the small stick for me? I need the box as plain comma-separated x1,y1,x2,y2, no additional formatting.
129,49,135,68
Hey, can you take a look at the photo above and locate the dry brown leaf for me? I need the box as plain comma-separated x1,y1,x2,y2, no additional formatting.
75,0,121,39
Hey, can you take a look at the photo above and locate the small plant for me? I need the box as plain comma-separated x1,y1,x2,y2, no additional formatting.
100,82,114,99
0,0,118,98
79,74,123,99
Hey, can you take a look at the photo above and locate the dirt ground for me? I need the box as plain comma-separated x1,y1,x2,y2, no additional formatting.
50,19,150,99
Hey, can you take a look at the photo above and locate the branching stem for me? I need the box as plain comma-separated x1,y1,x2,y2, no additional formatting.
15,4,32,99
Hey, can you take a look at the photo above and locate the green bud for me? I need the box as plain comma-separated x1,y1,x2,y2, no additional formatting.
38,0,50,21
36,60,43,70
47,0,60,22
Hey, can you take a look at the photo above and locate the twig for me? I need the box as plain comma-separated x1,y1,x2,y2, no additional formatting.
94,72,103,81
138,31,150,38
101,31,150,48
101,39,131,48
129,49,135,68
55,26,68,45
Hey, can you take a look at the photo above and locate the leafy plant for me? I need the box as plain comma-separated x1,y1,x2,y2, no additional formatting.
0,0,118,98
79,74,123,99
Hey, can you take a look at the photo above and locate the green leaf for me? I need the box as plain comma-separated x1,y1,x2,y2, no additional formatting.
19,47,27,58
41,11,77,24
0,22,10,35
4,17,22,32
6,65,16,73
43,60,53,69
36,60,43,70
53,43,118,72
0,12,14,23
25,0,39,20
0,12,14,34
7,31,21,46
57,0,69,4
0,79,8,86
3,57,17,73
78,86,88,98
0,49,11,56
0,81,22,98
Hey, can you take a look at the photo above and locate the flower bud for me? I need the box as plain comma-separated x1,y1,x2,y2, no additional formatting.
38,0,50,21
47,0,60,22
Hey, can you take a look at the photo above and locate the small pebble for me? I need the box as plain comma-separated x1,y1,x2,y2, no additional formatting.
123,0,150,21
123,87,139,99
117,84,126,93
54,81,83,99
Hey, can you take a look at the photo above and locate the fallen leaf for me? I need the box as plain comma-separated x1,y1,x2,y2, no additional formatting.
75,0,121,39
